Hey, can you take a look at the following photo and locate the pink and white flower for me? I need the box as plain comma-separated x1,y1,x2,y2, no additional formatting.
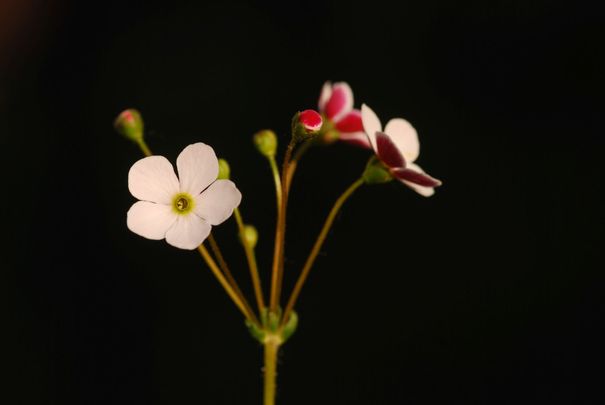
318,81,369,147
127,143,242,250
361,104,442,197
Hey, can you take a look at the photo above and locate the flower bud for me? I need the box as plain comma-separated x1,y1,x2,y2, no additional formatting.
217,158,231,180
253,129,277,158
114,109,144,143
299,109,323,132
362,156,393,185
292,109,323,142
239,224,258,249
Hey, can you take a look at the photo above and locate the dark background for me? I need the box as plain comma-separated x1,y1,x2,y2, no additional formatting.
1,0,603,404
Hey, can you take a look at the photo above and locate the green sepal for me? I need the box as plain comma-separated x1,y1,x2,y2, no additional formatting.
246,319,266,344
281,311,298,343
362,156,393,185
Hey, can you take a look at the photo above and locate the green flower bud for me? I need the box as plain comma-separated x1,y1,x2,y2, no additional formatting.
253,129,277,158
362,156,393,185
114,109,144,143
239,224,258,249
217,158,231,180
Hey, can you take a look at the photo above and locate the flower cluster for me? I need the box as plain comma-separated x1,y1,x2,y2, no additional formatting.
123,81,441,250
117,80,443,405
318,81,442,196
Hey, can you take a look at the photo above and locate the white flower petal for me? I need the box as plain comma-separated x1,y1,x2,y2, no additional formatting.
361,104,382,151
385,118,420,163
165,214,211,250
194,180,242,225
128,156,180,204
318,81,332,112
127,201,177,240
176,143,219,196
399,163,435,197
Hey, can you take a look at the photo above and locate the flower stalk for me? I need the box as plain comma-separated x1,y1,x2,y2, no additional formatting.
234,208,265,313
263,336,281,405
269,139,295,312
197,244,256,323
208,234,260,326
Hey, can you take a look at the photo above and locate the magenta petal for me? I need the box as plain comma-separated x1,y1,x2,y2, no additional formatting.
334,109,363,133
376,132,405,168
339,131,372,148
392,168,442,188
324,82,353,121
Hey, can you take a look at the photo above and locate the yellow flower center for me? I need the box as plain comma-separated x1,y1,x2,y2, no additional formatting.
172,193,195,215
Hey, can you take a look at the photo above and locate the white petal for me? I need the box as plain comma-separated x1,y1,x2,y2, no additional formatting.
318,81,332,112
165,214,211,250
399,163,435,197
127,201,177,240
385,118,420,163
194,180,242,225
128,156,179,204
176,143,219,196
361,104,382,151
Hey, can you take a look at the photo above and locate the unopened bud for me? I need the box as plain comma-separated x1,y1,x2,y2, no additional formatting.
239,224,258,249
217,158,231,180
299,109,323,132
292,109,323,142
362,156,393,185
114,109,144,143
253,129,277,158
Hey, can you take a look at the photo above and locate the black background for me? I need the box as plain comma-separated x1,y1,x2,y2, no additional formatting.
1,0,603,404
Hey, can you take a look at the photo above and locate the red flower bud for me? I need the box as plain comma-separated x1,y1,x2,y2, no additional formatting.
298,109,323,133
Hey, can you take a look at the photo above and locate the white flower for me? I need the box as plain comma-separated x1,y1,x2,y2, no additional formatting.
126,143,242,250
361,104,442,197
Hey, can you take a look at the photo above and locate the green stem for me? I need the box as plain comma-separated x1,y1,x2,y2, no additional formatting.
208,233,260,327
137,139,152,157
270,140,295,311
268,156,283,212
280,178,364,329
234,208,265,313
263,336,281,405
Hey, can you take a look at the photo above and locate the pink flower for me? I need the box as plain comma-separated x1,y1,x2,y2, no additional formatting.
318,81,369,148
361,104,442,197
127,143,242,249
